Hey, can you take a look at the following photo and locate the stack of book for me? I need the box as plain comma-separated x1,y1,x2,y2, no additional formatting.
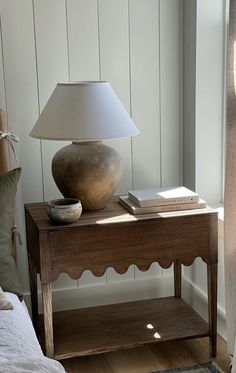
119,186,206,215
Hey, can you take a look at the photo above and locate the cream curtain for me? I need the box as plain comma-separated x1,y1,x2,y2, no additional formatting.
225,0,236,370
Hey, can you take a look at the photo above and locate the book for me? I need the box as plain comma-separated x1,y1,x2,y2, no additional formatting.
119,195,206,215
128,186,199,207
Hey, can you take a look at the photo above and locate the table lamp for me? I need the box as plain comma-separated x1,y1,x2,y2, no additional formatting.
30,81,139,211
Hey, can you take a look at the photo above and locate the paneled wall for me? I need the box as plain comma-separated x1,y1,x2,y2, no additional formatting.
183,0,226,320
0,0,182,293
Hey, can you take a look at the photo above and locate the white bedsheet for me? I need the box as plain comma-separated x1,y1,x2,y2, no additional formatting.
0,293,66,373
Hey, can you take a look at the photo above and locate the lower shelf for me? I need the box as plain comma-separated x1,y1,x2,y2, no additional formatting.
38,296,209,360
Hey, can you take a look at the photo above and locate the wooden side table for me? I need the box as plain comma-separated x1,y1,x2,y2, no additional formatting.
25,197,218,361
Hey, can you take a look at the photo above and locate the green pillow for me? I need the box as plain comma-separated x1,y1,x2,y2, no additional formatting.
0,168,23,299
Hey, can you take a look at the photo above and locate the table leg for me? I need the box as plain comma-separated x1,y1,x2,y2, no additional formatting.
207,263,217,357
174,260,181,298
42,283,54,358
28,252,38,332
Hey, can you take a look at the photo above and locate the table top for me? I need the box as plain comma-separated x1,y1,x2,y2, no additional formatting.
25,196,217,231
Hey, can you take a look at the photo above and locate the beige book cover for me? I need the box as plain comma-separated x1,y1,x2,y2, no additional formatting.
128,186,199,207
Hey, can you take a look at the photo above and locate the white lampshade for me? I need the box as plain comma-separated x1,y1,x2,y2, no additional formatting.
30,81,139,140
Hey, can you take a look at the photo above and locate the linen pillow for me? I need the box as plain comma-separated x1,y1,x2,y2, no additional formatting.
0,168,23,299
0,286,13,310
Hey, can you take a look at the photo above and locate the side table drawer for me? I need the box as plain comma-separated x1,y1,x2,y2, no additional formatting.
48,214,217,282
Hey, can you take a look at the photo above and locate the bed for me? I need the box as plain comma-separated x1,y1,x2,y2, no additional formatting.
0,109,66,372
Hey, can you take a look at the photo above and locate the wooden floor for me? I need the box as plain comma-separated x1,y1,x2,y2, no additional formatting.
61,336,230,373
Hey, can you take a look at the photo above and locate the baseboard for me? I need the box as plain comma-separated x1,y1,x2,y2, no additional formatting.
24,275,174,313
24,274,226,340
182,278,226,340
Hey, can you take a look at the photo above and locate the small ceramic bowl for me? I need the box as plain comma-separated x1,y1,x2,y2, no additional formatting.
47,198,82,224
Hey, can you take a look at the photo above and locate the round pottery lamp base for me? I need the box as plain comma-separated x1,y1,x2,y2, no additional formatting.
51,141,123,211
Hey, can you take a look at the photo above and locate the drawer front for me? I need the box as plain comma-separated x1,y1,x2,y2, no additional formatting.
47,213,217,282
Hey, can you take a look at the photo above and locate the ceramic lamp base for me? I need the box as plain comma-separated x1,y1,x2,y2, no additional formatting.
51,141,123,211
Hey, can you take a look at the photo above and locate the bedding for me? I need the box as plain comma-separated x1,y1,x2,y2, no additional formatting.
0,292,65,373
0,357,65,373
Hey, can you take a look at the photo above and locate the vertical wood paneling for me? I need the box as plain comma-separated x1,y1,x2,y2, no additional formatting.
67,0,106,287
130,0,161,189
98,0,134,283
33,0,69,203
33,0,76,290
129,0,162,279
67,0,99,81
0,0,43,203
160,0,181,187
195,0,224,203
33,0,68,110
182,0,197,288
183,0,196,191
98,0,132,196
179,0,184,185
159,0,182,278
98,0,130,111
